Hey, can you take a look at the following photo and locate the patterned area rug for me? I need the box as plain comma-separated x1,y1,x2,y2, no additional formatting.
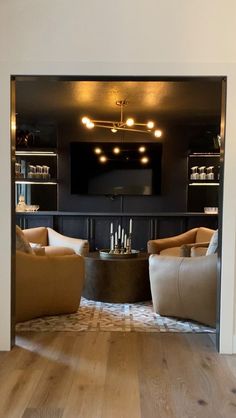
16,297,215,333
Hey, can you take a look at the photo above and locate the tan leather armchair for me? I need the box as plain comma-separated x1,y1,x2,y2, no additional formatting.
147,227,215,257
16,250,85,323
22,226,89,256
149,253,217,327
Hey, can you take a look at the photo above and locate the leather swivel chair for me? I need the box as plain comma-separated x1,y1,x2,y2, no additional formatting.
15,225,86,322
147,227,215,257
149,253,217,327
22,226,89,256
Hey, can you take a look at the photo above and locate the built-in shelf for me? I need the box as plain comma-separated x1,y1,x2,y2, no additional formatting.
189,182,219,186
15,149,57,156
15,178,57,185
189,153,220,158
187,151,220,212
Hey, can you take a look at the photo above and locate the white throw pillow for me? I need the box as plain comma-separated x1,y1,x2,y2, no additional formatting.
206,229,218,255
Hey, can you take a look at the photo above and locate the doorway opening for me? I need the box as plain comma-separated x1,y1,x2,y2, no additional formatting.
12,75,226,349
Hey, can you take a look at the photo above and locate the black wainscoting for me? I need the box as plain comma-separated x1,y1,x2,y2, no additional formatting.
16,212,218,252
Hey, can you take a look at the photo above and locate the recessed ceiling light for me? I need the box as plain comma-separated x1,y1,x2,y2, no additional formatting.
113,147,120,154
138,146,146,153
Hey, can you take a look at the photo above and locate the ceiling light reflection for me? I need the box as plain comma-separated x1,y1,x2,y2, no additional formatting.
99,155,107,163
94,147,102,154
141,156,149,164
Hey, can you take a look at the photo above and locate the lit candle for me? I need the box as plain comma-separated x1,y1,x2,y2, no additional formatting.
115,232,118,246
110,234,114,251
121,228,124,244
118,224,121,239
110,222,113,234
129,218,132,234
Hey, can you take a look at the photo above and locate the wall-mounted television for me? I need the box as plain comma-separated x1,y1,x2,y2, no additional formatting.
70,141,162,196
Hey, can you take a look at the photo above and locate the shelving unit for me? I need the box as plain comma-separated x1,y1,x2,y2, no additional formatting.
187,152,220,212
15,145,58,210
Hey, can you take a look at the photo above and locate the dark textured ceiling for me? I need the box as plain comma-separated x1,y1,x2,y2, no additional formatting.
15,78,222,133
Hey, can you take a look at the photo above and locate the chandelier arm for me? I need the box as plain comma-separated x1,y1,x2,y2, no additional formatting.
92,124,152,134
133,122,153,127
82,99,160,135
91,119,120,124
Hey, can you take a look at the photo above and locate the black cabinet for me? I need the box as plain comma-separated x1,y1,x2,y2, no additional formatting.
89,216,122,251
15,212,218,251
16,214,54,229
57,215,89,240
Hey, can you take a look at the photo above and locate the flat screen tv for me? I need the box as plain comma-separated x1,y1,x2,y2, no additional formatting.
70,141,162,196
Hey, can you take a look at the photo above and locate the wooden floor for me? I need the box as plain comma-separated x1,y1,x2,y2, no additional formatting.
0,332,236,418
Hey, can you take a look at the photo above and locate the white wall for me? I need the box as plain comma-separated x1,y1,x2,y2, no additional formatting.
0,0,236,352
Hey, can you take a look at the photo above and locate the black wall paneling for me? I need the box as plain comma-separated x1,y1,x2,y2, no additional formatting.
57,216,89,240
16,212,218,252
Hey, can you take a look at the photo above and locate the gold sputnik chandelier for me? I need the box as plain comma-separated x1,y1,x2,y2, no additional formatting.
81,100,162,137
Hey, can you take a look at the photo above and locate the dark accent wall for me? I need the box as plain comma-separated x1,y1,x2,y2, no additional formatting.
58,125,189,213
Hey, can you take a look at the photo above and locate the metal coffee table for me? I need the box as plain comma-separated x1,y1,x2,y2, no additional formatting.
83,252,151,303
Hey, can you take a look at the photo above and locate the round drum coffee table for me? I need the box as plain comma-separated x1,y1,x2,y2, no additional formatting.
83,252,151,303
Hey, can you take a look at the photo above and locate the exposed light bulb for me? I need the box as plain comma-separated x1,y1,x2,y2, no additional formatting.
126,118,134,127
82,116,90,125
147,121,154,129
99,155,107,163
111,128,118,133
87,121,95,129
154,129,162,138
141,156,149,164
113,147,120,154
94,147,102,154
138,146,146,153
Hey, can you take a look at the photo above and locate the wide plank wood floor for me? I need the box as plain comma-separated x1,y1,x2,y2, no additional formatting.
0,332,235,418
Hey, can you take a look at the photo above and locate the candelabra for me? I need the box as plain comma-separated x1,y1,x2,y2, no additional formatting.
109,220,133,255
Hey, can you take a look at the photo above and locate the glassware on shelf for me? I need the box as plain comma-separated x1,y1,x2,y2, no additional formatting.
190,166,199,180
15,162,22,178
204,207,218,214
27,165,36,178
206,166,214,180
36,165,43,178
25,204,40,212
198,166,206,180
42,165,50,179
16,195,27,212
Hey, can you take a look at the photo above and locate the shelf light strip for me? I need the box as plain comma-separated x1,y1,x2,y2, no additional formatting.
15,151,57,156
189,154,220,157
15,181,57,185
189,182,219,186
